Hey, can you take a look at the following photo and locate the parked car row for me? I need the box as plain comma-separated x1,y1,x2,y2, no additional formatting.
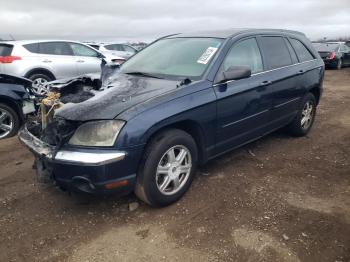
0,40,127,95
312,41,350,69
84,42,138,59
17,29,324,207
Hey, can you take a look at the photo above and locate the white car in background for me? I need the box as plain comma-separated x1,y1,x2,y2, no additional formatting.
0,40,125,95
86,42,137,59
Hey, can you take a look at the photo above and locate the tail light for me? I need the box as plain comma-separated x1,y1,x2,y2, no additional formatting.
0,56,22,63
329,52,335,60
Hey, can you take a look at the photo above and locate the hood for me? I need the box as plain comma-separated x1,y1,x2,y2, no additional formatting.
55,73,179,121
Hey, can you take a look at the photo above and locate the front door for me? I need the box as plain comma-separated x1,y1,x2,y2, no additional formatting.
213,37,274,155
69,43,102,75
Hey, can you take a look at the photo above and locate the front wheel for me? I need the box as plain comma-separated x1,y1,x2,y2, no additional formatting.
286,93,316,137
135,129,198,207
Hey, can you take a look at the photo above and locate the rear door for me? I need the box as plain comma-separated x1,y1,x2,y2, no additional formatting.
288,38,321,104
257,36,301,128
38,42,79,79
213,37,274,154
69,43,102,75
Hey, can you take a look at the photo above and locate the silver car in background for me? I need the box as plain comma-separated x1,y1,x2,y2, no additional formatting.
0,40,125,95
86,42,137,59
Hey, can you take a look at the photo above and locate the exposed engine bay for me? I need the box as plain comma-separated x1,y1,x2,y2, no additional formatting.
27,61,120,146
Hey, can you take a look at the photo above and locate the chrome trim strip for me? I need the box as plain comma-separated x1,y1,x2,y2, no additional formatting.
273,97,300,109
222,109,269,128
54,150,126,166
213,59,317,87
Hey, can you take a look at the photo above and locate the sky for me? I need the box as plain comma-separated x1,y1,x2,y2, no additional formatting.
0,0,349,42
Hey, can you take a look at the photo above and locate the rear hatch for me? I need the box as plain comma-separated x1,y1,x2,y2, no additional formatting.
0,43,14,72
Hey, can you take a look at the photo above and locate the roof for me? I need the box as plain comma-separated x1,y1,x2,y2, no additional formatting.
0,39,84,45
169,28,305,39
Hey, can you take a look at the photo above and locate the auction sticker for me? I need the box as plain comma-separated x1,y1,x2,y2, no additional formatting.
197,47,218,64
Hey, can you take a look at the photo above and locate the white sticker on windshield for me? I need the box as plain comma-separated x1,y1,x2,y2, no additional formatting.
197,47,218,64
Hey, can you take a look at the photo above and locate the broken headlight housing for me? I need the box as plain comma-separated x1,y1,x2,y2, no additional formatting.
68,120,125,147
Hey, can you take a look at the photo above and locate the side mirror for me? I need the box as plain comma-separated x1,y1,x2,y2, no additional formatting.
217,66,251,83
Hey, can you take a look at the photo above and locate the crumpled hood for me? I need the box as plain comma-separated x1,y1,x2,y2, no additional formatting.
55,73,179,121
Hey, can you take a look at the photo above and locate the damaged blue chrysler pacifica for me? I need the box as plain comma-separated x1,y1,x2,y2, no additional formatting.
19,29,324,206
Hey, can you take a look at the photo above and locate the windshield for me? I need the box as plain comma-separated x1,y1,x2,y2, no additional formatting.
313,43,339,52
120,37,223,79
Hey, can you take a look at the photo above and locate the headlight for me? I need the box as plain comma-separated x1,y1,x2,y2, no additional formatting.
68,120,125,147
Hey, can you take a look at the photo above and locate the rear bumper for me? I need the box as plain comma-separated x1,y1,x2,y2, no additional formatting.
18,127,143,194
322,58,339,67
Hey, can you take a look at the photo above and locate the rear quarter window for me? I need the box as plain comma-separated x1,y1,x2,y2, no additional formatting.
0,44,13,56
290,38,314,62
23,43,39,53
259,36,293,70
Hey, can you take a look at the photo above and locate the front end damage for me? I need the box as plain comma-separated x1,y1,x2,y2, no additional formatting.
18,71,136,194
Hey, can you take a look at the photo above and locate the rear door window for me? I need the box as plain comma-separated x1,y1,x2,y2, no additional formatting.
220,38,263,74
259,36,293,70
39,42,73,56
284,39,298,64
289,38,314,62
0,44,13,56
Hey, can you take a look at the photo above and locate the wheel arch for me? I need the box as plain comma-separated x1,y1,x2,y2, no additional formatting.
24,68,56,80
143,120,208,165
309,86,321,105
0,96,23,122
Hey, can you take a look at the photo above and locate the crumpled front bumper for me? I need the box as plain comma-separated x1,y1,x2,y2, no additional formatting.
18,127,139,194
18,127,126,165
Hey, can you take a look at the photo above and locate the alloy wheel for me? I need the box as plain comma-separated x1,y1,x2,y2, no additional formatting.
156,145,192,195
32,77,49,95
0,108,14,139
301,101,314,130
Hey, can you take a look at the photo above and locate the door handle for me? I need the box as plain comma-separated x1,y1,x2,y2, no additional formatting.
297,69,305,75
260,80,272,87
42,59,52,63
76,60,85,63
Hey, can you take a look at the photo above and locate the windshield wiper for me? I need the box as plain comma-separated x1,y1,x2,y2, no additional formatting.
124,71,163,79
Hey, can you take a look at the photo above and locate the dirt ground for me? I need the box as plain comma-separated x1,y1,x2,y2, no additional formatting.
0,68,349,262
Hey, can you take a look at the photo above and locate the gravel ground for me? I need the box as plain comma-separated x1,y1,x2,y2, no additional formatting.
0,68,349,262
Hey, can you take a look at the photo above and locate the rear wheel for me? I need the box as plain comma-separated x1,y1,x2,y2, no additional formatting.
0,103,20,139
286,93,316,137
28,73,53,95
135,129,198,207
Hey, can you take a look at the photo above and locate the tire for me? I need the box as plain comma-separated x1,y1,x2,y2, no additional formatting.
287,93,316,137
135,129,198,207
336,59,343,70
0,103,20,139
28,73,53,95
